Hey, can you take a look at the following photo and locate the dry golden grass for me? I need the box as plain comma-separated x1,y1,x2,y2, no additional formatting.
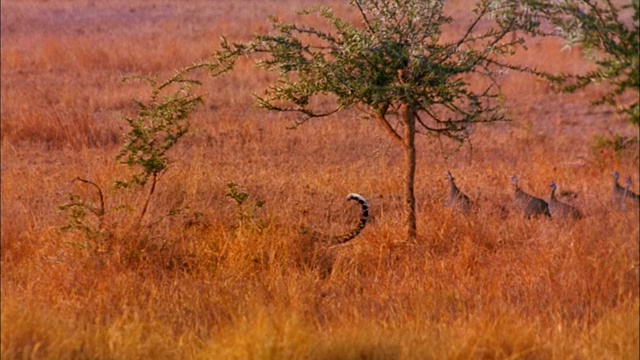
1,1,638,359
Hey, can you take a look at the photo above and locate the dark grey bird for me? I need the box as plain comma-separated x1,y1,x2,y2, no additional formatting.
611,171,638,209
511,176,551,218
624,177,640,203
549,181,582,219
612,171,630,208
444,171,473,214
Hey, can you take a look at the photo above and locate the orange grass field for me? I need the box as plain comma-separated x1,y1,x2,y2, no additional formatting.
1,1,639,359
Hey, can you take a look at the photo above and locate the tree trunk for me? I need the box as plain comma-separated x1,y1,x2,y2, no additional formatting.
401,103,417,241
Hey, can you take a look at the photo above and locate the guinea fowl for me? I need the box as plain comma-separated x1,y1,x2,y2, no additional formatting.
511,176,551,218
612,171,628,208
624,177,640,206
611,171,638,209
444,171,473,214
549,181,582,219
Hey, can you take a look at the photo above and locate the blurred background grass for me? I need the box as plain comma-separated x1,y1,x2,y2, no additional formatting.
1,1,638,359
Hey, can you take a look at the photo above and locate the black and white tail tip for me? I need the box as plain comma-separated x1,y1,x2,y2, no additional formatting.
346,193,370,220
328,193,370,245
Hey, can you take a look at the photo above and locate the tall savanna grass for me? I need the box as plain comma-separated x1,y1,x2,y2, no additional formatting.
2,1,638,359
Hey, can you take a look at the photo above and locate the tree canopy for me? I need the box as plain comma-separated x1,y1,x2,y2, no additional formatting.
203,0,540,240
495,0,639,125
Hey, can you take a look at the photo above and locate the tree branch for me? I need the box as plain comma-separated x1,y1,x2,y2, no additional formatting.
71,177,105,217
374,108,403,145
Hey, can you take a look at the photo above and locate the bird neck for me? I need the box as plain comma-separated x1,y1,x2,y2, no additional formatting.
449,181,459,195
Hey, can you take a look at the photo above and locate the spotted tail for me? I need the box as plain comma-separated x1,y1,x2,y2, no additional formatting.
330,193,370,245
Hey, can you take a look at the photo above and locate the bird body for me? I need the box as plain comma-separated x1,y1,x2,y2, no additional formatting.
624,178,639,201
511,176,551,218
549,181,582,219
444,171,473,214
613,172,639,209
612,172,628,208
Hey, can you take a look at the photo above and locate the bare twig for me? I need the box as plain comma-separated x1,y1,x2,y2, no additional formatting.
71,177,105,217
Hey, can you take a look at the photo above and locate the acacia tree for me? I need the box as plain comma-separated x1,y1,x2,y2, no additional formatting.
496,0,638,126
209,0,529,240
555,0,638,125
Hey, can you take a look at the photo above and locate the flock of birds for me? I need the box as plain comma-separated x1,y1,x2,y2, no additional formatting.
323,170,636,247
445,171,639,219
306,171,637,276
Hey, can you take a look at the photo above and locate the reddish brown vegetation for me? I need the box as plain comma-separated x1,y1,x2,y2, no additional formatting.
1,1,638,358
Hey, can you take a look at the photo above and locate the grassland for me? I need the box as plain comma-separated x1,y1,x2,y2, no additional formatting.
1,1,638,359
